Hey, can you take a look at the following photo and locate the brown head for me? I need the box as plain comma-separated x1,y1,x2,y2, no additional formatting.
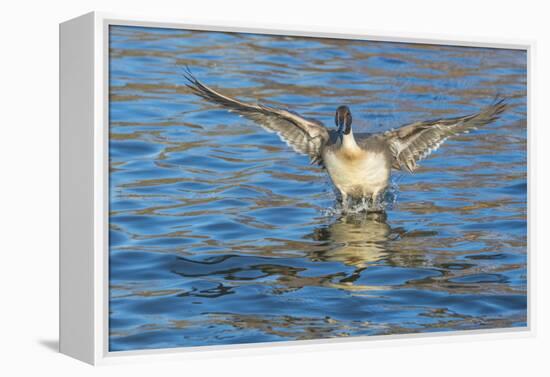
335,105,352,135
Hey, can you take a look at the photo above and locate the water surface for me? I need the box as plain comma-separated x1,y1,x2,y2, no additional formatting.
108,26,527,351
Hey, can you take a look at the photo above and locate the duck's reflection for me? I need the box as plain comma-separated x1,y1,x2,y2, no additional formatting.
170,212,403,296
311,212,393,269
293,211,402,292
247,212,398,295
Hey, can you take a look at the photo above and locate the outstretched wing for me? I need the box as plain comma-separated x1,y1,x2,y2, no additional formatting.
384,98,507,172
183,68,330,165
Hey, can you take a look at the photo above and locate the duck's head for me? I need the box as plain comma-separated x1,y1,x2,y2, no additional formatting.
335,105,352,135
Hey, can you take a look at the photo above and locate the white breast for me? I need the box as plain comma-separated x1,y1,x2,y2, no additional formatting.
323,149,390,198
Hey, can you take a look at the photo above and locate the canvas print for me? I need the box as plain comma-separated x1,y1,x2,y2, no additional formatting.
108,25,527,352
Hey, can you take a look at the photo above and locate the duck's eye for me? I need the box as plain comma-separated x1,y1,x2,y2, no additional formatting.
346,112,352,127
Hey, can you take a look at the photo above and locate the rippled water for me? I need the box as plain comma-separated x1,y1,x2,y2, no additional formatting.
108,25,528,351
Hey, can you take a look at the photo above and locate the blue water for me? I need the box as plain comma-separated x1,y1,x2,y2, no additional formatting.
108,25,527,351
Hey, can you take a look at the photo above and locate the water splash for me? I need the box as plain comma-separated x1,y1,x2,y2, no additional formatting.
322,178,400,216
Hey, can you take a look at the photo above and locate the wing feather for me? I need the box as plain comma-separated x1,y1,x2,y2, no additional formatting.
183,68,330,165
384,98,507,172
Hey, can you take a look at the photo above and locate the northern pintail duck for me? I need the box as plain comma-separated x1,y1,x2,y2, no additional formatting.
183,69,506,207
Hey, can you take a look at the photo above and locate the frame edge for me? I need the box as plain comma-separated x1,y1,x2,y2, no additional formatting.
59,11,97,365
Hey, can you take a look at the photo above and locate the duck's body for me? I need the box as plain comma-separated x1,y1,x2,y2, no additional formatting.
183,68,506,208
323,132,392,202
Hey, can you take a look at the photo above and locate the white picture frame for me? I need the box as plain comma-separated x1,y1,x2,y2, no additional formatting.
59,11,534,365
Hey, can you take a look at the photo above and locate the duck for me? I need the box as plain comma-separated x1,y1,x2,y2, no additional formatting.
183,68,506,209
